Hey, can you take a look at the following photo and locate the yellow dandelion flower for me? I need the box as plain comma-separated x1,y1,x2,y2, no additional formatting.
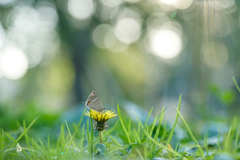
85,109,118,133
85,109,117,122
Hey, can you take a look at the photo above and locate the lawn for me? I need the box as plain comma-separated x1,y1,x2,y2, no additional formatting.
1,77,239,160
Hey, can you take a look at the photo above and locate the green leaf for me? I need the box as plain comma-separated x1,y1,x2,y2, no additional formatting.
95,143,106,152
117,104,131,144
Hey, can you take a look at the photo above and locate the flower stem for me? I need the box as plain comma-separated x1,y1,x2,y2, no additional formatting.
99,131,102,143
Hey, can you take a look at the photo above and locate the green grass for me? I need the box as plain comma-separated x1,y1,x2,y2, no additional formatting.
0,78,240,159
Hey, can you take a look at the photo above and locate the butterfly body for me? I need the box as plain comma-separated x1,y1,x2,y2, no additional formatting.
85,91,105,112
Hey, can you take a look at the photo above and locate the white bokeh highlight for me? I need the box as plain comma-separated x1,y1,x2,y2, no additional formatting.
115,18,141,44
68,0,94,20
149,29,182,59
0,46,28,80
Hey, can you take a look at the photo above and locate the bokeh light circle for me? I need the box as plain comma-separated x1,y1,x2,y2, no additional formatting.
149,29,182,59
202,42,228,68
159,0,179,5
115,18,141,44
0,46,28,80
68,0,94,20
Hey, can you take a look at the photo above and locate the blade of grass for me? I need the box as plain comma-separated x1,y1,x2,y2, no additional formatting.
128,118,132,140
8,117,39,149
1,129,4,160
161,120,167,142
56,134,61,158
134,129,141,144
150,114,159,137
80,123,85,150
204,136,208,156
234,126,240,153
167,94,182,144
65,121,76,147
117,104,131,144
66,108,86,144
23,120,34,158
61,124,65,151
5,132,33,160
153,107,165,151
39,139,50,159
175,107,205,159
30,138,42,151
47,135,51,159
138,122,141,135
224,125,232,151
86,119,91,157
109,135,122,148
103,120,119,143
217,127,222,152
29,138,38,159
233,77,240,93
149,114,159,152
90,116,93,159
136,149,144,160
145,107,154,126
143,129,183,158
65,121,78,157
144,107,154,133
154,107,165,141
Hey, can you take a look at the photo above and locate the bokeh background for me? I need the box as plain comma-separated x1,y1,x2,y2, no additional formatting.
0,0,239,131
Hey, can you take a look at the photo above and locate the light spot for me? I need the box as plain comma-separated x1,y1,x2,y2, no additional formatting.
115,18,141,44
175,0,193,9
159,0,179,5
92,24,112,48
68,0,95,20
202,42,228,68
104,28,128,52
149,29,182,59
100,0,122,7
0,46,28,80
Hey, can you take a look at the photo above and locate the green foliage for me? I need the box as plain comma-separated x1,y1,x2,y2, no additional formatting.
0,79,240,159
0,107,240,160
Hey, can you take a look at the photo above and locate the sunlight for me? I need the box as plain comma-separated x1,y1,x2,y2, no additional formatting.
0,46,28,80
149,29,182,59
159,0,179,5
115,18,141,44
68,0,94,20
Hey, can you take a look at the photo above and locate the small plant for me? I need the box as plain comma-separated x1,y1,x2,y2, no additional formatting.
0,77,239,159
85,109,117,143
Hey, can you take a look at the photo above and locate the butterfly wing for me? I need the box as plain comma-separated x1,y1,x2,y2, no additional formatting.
85,91,105,112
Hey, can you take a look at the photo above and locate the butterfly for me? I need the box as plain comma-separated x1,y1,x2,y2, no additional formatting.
85,91,105,112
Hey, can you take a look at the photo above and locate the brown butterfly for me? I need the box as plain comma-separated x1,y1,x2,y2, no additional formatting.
85,91,105,112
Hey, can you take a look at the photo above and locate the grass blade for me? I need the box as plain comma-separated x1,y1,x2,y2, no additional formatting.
153,107,165,151
150,114,159,137
224,125,232,151
8,117,39,149
167,94,182,144
235,126,240,153
143,129,183,158
5,132,33,160
154,107,165,141
23,120,34,158
145,107,154,127
80,123,85,150
134,129,141,144
175,107,205,159
109,135,122,148
233,77,240,93
117,104,131,144
66,108,86,145
90,116,93,159
1,129,4,160
103,120,119,143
